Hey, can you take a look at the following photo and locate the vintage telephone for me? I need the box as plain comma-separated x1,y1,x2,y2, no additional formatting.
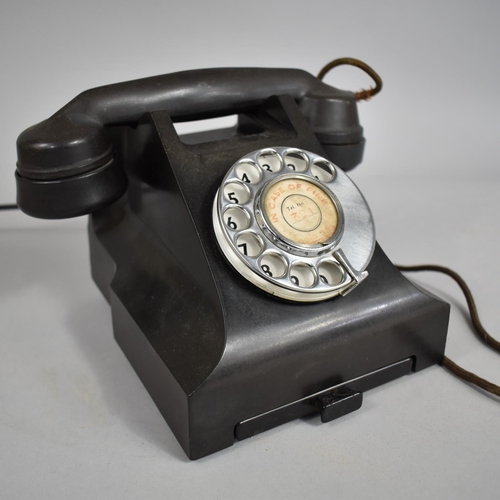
15,61,450,460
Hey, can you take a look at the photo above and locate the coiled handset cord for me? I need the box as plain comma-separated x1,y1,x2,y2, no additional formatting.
1,203,499,396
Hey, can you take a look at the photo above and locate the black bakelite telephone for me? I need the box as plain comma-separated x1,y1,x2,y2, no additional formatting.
15,61,450,460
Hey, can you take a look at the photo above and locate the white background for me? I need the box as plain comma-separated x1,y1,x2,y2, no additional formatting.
1,1,499,498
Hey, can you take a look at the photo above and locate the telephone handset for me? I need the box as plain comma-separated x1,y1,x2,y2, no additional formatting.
16,67,365,219
213,147,374,301
15,62,449,460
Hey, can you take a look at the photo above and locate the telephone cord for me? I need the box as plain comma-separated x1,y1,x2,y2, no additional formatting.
397,264,500,397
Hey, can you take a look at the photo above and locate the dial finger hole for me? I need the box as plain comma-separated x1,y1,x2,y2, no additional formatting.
223,207,250,232
257,150,282,173
259,252,287,279
284,150,308,172
236,232,263,258
311,160,335,182
223,181,250,205
318,261,344,286
235,162,262,184
289,263,316,288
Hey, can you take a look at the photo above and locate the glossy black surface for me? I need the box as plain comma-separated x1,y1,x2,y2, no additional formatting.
318,388,364,424
236,359,412,440
88,100,449,459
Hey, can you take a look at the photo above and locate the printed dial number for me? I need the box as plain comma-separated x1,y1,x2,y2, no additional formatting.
235,162,262,184
284,151,308,172
224,207,250,232
236,232,263,258
311,161,335,182
259,253,287,279
223,182,250,205
318,261,344,286
257,151,282,173
289,263,316,288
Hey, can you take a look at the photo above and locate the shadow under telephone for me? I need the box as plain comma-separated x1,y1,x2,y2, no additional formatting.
14,61,450,460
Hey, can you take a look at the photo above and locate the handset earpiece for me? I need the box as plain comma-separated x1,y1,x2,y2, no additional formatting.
16,68,364,219
16,116,124,219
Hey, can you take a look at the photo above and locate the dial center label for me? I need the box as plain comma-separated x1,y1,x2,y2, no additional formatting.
281,194,322,231
263,178,338,245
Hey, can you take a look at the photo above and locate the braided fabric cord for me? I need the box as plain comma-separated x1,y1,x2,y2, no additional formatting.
397,264,500,397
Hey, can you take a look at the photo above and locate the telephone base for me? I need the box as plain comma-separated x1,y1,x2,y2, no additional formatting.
89,211,449,460
87,102,449,460
235,358,410,439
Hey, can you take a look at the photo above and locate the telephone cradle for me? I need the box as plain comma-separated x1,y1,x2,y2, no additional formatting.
15,67,449,460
